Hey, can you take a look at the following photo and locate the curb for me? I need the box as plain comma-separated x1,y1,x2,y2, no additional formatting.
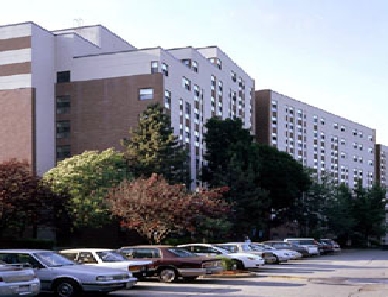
205,271,260,278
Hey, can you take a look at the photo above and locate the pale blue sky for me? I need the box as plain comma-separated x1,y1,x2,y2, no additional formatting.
2,0,387,143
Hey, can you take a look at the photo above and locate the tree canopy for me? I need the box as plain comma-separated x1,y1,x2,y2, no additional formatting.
106,173,231,243
0,159,69,239
43,148,127,228
122,103,191,185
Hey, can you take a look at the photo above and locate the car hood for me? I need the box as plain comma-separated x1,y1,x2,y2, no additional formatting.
47,264,132,276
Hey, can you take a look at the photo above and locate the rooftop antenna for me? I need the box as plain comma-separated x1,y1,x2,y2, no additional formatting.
73,18,84,27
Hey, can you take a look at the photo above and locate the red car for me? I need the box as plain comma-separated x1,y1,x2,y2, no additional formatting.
117,245,224,283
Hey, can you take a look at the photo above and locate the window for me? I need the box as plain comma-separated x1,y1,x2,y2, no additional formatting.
192,61,198,72
56,71,70,83
185,102,191,117
164,90,171,109
182,77,191,90
218,81,223,94
194,84,200,99
56,121,70,139
56,95,70,114
139,88,153,100
340,138,346,145
151,61,158,74
161,63,169,76
334,123,338,129
211,75,216,89
231,70,236,82
56,145,71,160
320,118,325,125
216,58,222,70
340,125,346,132
182,59,191,68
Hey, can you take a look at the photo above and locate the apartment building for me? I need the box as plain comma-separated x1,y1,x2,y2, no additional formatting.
256,89,376,189
0,21,255,186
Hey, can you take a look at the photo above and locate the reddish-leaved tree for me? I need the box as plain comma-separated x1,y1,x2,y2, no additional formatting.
106,173,231,243
0,159,69,239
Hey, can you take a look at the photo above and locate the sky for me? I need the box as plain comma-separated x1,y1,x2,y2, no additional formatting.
2,0,387,143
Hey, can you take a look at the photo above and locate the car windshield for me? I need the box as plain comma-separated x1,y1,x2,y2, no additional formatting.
216,245,238,253
248,244,265,251
167,248,199,258
34,252,76,267
97,251,127,262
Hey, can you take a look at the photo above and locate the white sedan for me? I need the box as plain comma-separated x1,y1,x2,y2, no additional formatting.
178,244,265,270
0,249,137,297
221,242,290,263
60,248,154,279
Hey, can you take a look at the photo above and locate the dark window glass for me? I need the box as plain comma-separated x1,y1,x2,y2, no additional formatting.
57,71,70,83
56,145,71,161
56,121,70,139
56,95,70,114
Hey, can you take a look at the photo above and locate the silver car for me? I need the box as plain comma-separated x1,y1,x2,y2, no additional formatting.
0,262,40,296
0,249,137,297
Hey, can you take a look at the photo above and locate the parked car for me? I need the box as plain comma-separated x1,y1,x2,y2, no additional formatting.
262,240,310,257
283,238,320,256
218,242,282,264
0,261,40,296
0,249,137,297
118,245,224,283
259,244,303,260
60,248,153,279
178,243,265,270
320,239,341,253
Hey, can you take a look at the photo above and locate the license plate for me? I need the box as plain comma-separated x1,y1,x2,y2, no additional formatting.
129,266,141,271
17,285,30,292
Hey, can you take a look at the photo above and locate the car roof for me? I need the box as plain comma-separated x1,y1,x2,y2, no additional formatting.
178,244,218,247
60,248,114,252
284,238,315,240
119,245,173,249
0,249,51,253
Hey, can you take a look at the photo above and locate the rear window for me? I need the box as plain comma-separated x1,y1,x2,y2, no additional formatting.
167,248,198,258
287,239,315,245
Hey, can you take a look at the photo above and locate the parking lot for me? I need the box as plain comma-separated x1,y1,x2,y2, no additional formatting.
108,249,388,297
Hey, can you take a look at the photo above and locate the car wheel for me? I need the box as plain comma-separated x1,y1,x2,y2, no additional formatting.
234,259,246,271
158,268,177,283
54,279,80,297
274,256,281,264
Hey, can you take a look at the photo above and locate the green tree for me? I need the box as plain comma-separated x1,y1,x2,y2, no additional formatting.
293,172,337,238
257,144,311,213
352,183,386,246
202,118,269,237
43,148,127,228
202,118,254,186
324,183,355,244
122,103,190,185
